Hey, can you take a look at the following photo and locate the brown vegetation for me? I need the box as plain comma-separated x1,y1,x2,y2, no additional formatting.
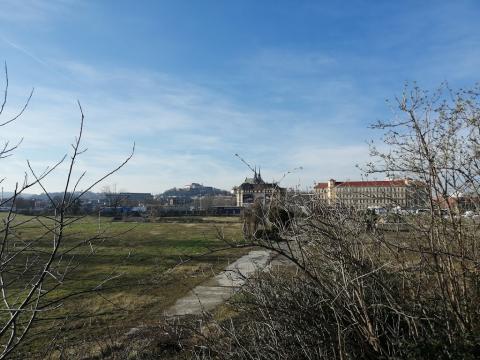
161,84,480,360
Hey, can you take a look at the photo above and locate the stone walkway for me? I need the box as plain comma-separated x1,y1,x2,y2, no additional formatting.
164,249,272,316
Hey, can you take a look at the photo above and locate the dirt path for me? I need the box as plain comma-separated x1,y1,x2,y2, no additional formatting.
164,249,272,316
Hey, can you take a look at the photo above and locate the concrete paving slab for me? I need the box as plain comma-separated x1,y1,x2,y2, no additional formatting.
165,249,271,316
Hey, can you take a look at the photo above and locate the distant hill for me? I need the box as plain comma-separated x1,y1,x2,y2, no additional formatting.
159,183,230,199
11,191,103,201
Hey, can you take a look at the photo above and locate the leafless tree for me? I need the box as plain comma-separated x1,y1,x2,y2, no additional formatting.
174,84,480,359
0,64,134,358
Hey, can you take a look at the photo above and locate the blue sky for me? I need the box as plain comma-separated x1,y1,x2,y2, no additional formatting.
0,0,479,194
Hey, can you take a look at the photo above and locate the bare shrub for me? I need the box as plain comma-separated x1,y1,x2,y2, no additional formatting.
0,65,133,358
184,84,480,359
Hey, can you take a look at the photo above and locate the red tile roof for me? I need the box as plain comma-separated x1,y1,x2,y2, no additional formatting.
314,180,407,189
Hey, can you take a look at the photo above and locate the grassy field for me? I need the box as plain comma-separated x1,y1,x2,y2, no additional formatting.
1,215,246,358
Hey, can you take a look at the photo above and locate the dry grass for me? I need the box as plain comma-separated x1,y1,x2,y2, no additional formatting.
3,215,246,358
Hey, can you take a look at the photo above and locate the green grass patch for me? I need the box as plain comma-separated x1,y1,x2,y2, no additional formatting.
0,215,246,358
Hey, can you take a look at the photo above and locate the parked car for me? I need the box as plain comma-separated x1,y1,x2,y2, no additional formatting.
415,209,430,215
367,206,387,215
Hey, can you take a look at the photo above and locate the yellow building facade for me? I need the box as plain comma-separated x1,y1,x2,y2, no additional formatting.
314,179,426,209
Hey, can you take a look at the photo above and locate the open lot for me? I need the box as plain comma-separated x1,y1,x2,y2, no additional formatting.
2,215,246,357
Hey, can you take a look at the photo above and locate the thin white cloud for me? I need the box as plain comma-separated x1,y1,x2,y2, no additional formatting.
0,60,286,193
245,48,335,76
0,53,393,194
286,145,371,184
0,0,76,23
0,36,49,68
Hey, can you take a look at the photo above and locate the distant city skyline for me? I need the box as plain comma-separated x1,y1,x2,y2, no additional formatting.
0,0,479,193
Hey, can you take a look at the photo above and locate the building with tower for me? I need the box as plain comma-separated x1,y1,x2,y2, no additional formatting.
233,168,285,207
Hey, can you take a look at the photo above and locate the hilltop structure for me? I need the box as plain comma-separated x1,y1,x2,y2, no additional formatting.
157,183,231,204
233,168,285,207
314,178,427,210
